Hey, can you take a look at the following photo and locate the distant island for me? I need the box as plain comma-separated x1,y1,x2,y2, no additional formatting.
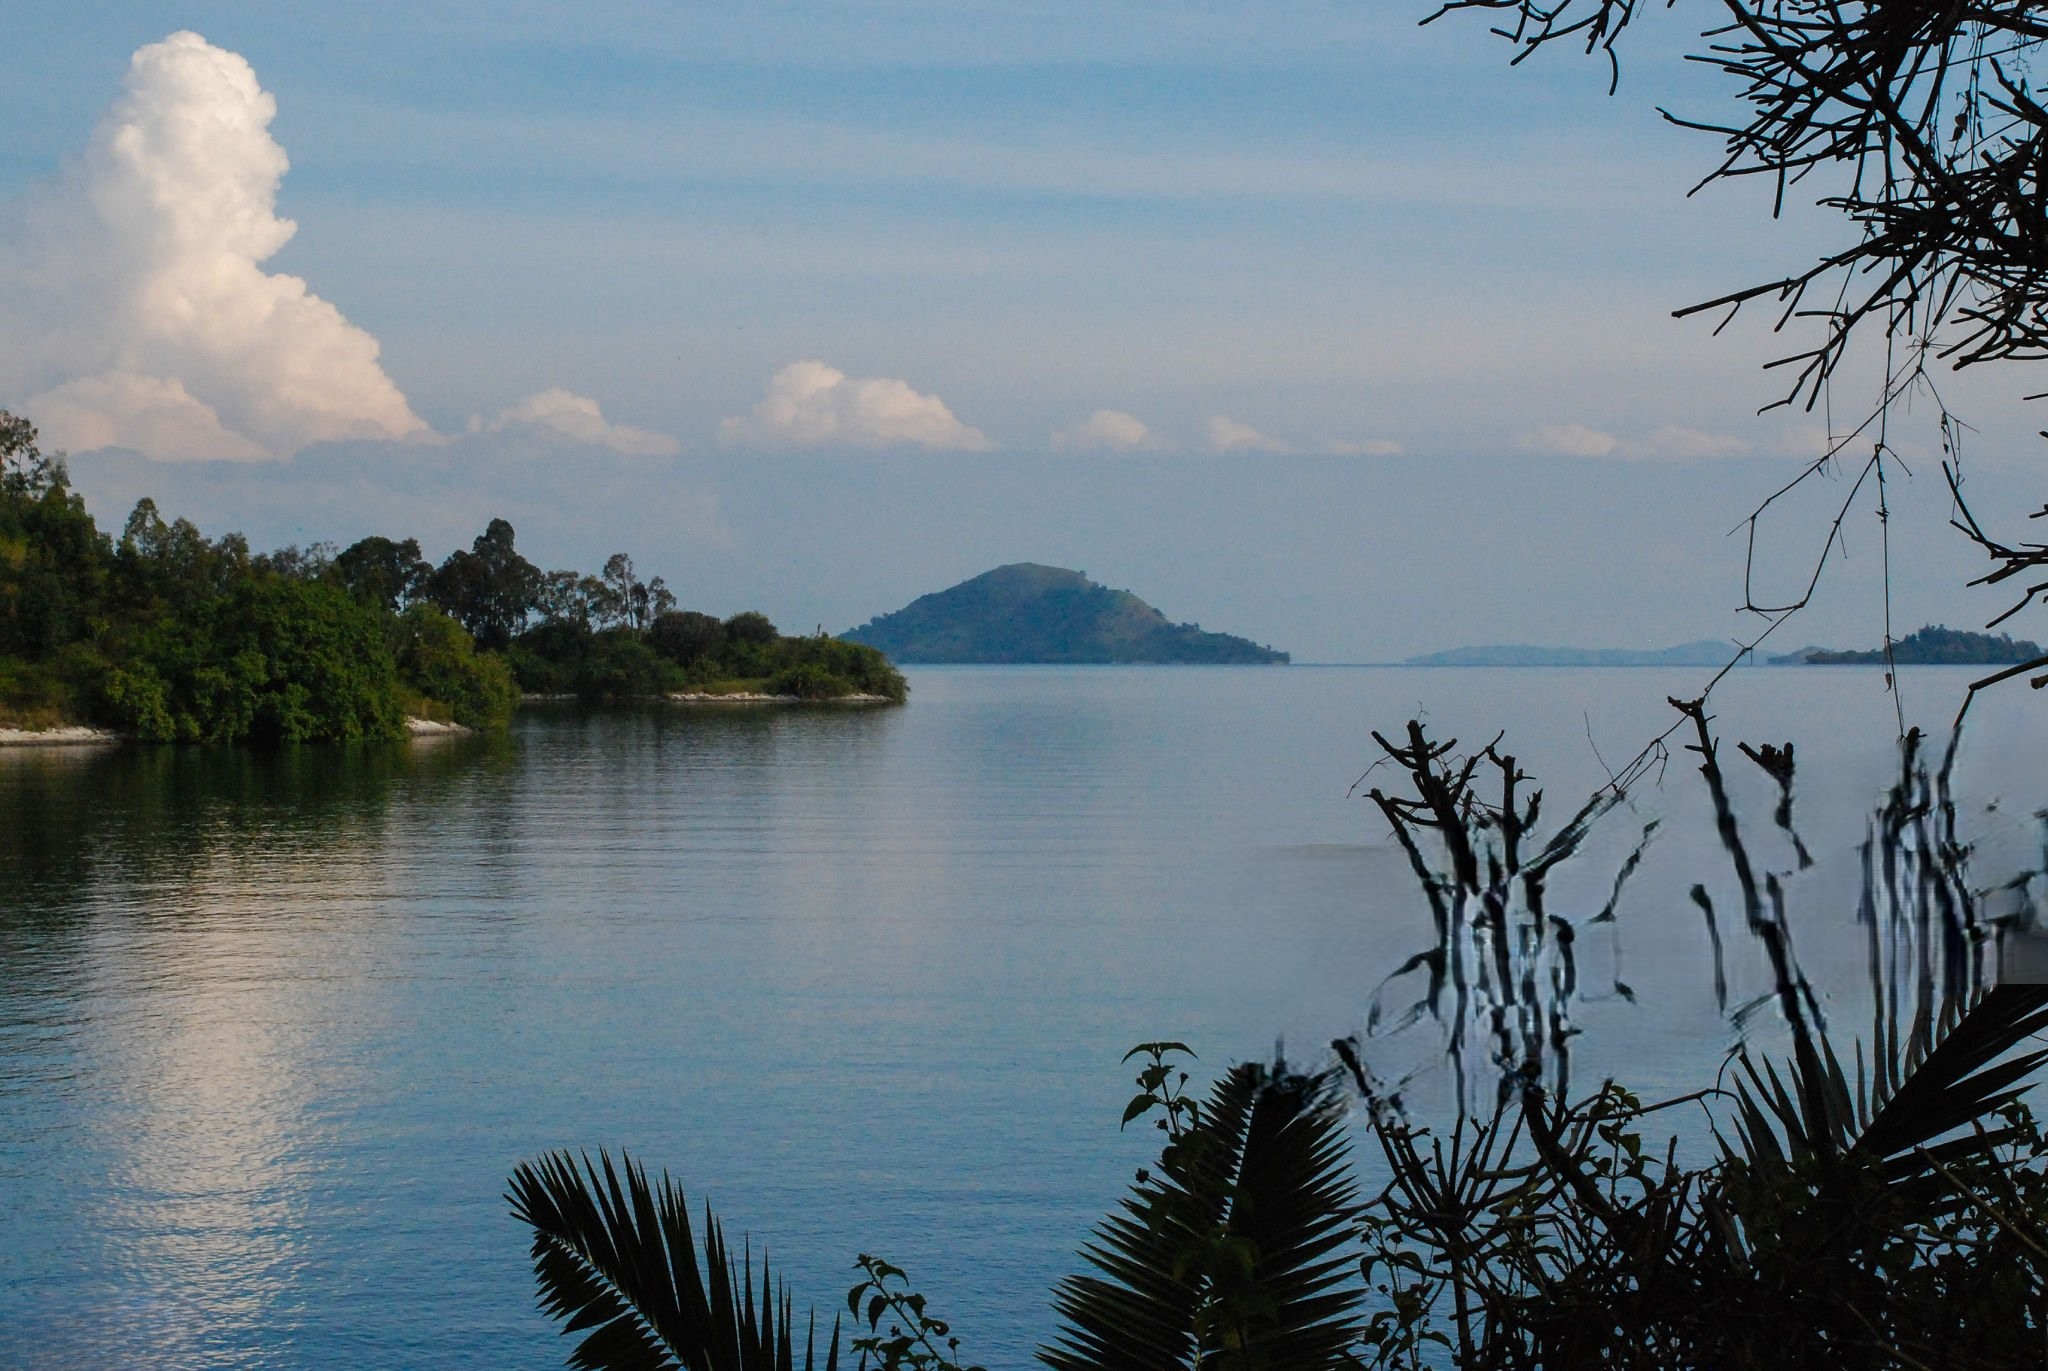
1774,624,2045,666
844,564,1289,664
1404,640,1744,668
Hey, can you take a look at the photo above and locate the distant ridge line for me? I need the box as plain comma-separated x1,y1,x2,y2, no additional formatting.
1402,641,1747,668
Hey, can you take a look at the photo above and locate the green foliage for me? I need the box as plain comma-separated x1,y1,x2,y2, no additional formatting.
508,1150,843,1371
767,662,852,700
650,610,726,666
581,628,669,700
1045,1045,1363,1371
845,1258,984,1371
780,636,906,701
335,535,431,612
0,642,107,729
1804,623,2047,666
0,417,110,660
725,610,779,646
391,603,518,729
113,498,250,621
506,619,593,695
0,410,913,737
514,608,907,703
0,423,542,743
101,574,406,743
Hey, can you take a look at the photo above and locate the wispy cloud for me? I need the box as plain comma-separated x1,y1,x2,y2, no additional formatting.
1519,421,1619,458
1519,421,1750,460
1206,415,1291,454
1633,425,1750,459
485,388,680,456
719,361,991,451
1052,409,1170,453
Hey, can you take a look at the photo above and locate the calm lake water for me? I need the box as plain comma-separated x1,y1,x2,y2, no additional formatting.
2,665,2041,1369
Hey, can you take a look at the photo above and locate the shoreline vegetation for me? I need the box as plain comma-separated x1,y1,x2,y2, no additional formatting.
0,411,905,744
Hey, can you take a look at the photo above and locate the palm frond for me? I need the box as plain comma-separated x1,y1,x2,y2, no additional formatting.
1726,985,2048,1195
1042,1059,1362,1371
1853,984,2048,1183
508,1149,840,1371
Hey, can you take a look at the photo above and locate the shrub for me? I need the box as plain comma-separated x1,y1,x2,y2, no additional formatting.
100,576,404,743
766,661,853,699
578,628,668,699
392,603,519,729
506,619,593,694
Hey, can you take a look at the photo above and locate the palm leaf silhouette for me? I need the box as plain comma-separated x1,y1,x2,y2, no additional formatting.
1854,984,2048,1181
1717,718,2048,1196
1728,987,2048,1168
509,1149,841,1371
1042,1059,1361,1371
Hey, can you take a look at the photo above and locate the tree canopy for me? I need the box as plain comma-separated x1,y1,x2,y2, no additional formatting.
0,412,906,735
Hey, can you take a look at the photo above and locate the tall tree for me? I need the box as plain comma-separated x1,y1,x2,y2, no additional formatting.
0,412,108,658
335,535,431,612
426,517,542,651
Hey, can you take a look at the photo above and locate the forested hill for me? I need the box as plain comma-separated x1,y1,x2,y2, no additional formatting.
844,564,1288,664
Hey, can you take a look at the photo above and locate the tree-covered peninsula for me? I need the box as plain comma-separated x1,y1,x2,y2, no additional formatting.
845,562,1289,664
0,412,902,742
1778,625,2046,666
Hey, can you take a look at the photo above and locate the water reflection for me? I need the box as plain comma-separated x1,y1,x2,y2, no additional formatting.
1,735,503,1369
1,671,2042,1370
0,736,505,919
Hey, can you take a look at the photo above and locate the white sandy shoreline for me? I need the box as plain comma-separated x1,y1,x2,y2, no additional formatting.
404,717,473,736
0,725,124,747
0,718,470,745
665,691,893,704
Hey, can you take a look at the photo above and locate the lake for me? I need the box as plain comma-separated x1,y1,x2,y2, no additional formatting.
2,664,2040,1369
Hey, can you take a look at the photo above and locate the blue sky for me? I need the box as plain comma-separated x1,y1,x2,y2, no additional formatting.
3,2,2039,658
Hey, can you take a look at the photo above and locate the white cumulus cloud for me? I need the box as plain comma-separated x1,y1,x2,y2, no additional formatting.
1318,437,1404,456
1206,415,1291,454
487,388,681,456
25,372,270,461
719,360,991,451
1052,409,1169,452
3,31,425,460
